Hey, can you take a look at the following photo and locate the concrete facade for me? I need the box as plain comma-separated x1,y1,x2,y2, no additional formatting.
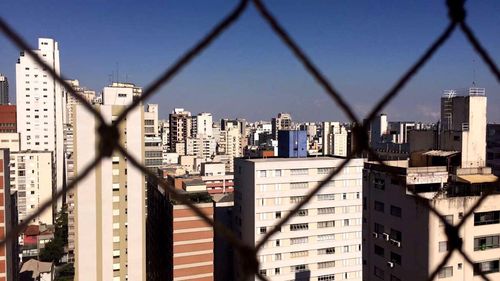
234,157,364,281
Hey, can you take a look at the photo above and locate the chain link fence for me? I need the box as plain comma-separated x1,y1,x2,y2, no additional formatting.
1,0,499,280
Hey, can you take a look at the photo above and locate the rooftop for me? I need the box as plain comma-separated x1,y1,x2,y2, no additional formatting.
242,155,348,163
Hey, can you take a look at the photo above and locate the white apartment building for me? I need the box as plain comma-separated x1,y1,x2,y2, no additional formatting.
9,151,53,224
16,38,64,211
219,126,242,172
323,122,348,157
186,136,216,162
74,84,146,281
144,104,162,171
193,112,213,137
234,157,364,281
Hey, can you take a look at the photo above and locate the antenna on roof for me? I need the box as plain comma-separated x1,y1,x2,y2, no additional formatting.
472,58,476,87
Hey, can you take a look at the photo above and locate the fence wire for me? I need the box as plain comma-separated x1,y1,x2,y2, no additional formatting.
1,0,499,280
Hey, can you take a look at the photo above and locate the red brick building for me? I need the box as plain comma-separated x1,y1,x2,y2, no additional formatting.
0,106,16,133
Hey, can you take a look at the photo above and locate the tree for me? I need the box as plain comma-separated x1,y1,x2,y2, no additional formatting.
39,237,64,263
38,207,68,264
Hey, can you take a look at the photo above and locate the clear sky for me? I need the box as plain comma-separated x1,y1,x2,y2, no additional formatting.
1,0,499,122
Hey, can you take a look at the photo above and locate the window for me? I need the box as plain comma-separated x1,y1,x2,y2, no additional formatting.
318,274,335,281
317,194,335,201
474,211,500,226
440,215,454,226
318,168,333,174
390,252,402,265
259,269,266,276
374,201,385,212
374,178,385,190
275,211,281,219
259,170,267,178
438,266,453,278
374,266,385,279
473,260,500,275
260,227,266,234
344,219,350,226
318,220,335,228
290,182,308,189
275,268,280,275
290,250,308,258
290,196,306,203
297,209,308,216
439,241,449,252
290,223,308,231
291,264,308,273
317,234,335,241
342,193,347,200
318,247,335,255
474,235,500,251
390,205,402,217
275,239,280,246
390,229,402,242
318,261,335,269
290,237,308,244
275,253,282,261
318,207,335,214
374,245,384,257
374,223,385,234
290,168,308,175
274,169,282,177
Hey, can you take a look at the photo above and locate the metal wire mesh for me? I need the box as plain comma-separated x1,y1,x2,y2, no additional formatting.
1,0,499,280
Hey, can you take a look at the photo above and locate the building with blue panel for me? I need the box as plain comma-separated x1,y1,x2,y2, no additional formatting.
278,130,307,158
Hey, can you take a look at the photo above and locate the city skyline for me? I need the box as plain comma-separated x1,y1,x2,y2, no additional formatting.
1,0,499,122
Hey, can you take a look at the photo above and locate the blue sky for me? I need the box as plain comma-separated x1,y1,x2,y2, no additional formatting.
1,0,499,122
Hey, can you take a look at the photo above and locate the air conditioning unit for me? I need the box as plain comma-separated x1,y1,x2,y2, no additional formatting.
382,233,390,241
372,232,379,238
387,261,395,268
390,239,401,248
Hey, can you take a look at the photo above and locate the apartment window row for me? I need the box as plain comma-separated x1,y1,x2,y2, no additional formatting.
290,250,308,258
290,236,308,244
318,167,333,174
374,178,385,190
257,169,283,178
290,168,308,176
474,211,500,226
290,223,309,231
290,182,308,189
318,274,335,281
474,260,500,276
318,261,335,269
474,235,500,251
290,264,308,273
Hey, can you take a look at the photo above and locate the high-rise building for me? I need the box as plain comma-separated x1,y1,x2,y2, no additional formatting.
186,136,216,162
0,105,17,133
16,38,65,212
193,112,213,137
234,156,364,281
0,74,8,105
0,149,18,281
322,122,349,157
363,88,499,281
272,113,292,140
63,79,96,261
218,125,242,172
144,104,163,172
9,151,53,224
487,124,500,176
73,84,146,281
169,108,192,153
168,192,214,281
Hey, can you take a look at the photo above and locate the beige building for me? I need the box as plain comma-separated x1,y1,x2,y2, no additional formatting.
363,88,499,281
0,133,20,152
218,125,242,173
74,84,145,281
9,151,53,224
323,121,348,157
234,156,364,281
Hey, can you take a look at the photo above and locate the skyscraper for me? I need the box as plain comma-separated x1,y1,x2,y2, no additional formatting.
272,112,292,140
169,108,192,153
74,84,146,280
0,74,8,105
16,38,65,212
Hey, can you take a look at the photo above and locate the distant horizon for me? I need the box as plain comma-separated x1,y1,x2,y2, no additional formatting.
1,1,499,123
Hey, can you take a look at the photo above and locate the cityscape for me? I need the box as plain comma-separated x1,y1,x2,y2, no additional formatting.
1,1,500,281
